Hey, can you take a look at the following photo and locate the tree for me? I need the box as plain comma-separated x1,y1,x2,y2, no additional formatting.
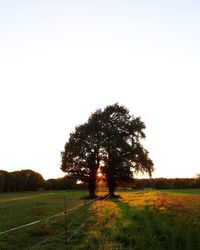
61,103,153,197
0,170,11,192
7,172,17,191
13,169,45,191
61,122,101,197
45,176,78,190
89,104,154,196
0,170,17,192
0,171,6,192
45,178,61,190
26,170,45,191
13,170,29,191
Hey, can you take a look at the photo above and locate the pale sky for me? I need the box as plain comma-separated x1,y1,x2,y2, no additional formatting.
0,0,200,179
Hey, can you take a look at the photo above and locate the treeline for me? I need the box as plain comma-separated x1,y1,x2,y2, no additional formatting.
46,176,84,190
133,178,200,189
0,169,81,192
0,169,45,192
1,169,200,192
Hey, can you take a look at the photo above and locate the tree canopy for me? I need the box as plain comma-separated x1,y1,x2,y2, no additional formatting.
0,169,45,192
61,103,154,197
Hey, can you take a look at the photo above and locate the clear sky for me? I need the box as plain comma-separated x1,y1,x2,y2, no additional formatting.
0,0,200,180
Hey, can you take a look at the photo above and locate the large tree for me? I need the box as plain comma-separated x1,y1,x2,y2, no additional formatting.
61,103,153,197
89,104,154,196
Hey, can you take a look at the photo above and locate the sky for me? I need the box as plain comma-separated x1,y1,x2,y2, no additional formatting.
0,0,200,180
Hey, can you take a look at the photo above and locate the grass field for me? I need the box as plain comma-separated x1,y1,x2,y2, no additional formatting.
1,189,200,249
0,190,86,250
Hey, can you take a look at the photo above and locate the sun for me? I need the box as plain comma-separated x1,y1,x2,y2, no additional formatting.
97,171,102,177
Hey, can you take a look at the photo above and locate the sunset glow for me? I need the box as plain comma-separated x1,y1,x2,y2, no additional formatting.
97,172,103,178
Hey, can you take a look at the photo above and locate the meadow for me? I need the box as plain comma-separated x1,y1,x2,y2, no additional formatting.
0,189,200,249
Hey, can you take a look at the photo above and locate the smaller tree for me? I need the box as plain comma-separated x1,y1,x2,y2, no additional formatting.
0,170,10,192
14,170,28,191
26,170,45,191
46,178,61,190
7,172,17,191
61,123,101,197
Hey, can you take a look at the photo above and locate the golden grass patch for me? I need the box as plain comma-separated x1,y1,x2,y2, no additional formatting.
90,200,121,225
118,190,200,225
119,191,163,208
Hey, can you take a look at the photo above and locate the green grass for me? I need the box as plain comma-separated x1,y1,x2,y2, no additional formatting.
112,201,200,250
66,190,200,250
160,189,200,194
0,190,85,250
0,190,84,231
1,189,200,249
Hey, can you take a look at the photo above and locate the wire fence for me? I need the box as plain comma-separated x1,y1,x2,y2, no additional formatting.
0,192,110,250
65,195,110,249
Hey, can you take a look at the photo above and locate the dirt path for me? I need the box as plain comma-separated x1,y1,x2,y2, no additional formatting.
0,192,54,203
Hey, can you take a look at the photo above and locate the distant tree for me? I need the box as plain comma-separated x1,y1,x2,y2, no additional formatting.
61,103,153,197
61,175,78,189
46,178,61,190
26,170,45,191
135,178,152,189
153,178,170,189
0,171,6,191
0,170,10,191
0,169,45,192
13,170,45,191
0,171,17,191
7,172,17,191
13,170,29,191
45,176,78,190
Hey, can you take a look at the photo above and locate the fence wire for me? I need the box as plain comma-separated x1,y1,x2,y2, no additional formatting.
0,193,110,250
65,195,110,246
0,196,101,236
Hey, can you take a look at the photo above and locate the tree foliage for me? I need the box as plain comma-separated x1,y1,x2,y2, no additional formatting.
0,169,45,192
91,104,153,196
45,176,78,190
61,122,101,196
61,103,154,196
133,178,200,189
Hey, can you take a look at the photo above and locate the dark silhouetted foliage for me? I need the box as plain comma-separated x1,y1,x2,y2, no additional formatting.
61,103,154,196
61,122,101,197
45,176,78,190
0,169,45,192
130,178,200,189
0,169,84,192
0,172,5,191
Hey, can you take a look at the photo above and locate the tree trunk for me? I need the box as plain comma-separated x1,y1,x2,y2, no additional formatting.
107,172,116,197
88,178,96,197
108,187,115,197
88,166,98,198
89,187,95,197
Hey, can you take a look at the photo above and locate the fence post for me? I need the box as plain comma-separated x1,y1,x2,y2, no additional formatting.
64,197,67,250
84,191,87,224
